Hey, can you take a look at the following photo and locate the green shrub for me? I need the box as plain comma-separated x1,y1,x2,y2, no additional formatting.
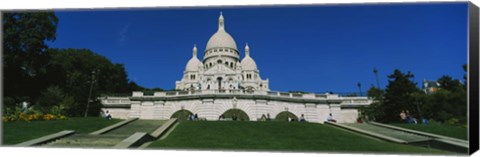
3,97,16,109
446,118,459,126
35,86,65,112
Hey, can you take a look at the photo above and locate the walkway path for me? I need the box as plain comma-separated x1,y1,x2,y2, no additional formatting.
332,122,468,153
345,123,431,143
45,120,166,148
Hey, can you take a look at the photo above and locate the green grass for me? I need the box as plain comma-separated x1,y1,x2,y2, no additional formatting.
148,121,450,154
2,117,121,145
389,123,468,140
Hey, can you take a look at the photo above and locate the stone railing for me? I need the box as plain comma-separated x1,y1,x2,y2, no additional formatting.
131,90,368,100
340,99,373,105
102,90,371,106
134,90,324,97
100,97,131,105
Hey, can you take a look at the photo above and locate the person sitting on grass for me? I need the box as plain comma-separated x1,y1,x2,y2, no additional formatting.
421,117,429,125
405,110,418,124
327,113,336,123
219,114,225,120
300,114,306,122
399,110,407,122
105,110,112,120
260,114,267,121
194,113,199,121
188,114,194,121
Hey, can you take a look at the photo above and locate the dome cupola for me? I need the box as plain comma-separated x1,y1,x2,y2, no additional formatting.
185,44,203,71
205,12,238,52
241,43,258,71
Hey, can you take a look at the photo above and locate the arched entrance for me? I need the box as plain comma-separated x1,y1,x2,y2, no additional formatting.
222,109,249,121
275,111,298,121
170,109,193,121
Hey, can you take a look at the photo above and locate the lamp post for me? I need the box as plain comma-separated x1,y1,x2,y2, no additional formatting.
357,82,362,96
84,70,97,117
373,68,380,89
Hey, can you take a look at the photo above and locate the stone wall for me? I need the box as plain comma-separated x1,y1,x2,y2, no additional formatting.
104,97,365,123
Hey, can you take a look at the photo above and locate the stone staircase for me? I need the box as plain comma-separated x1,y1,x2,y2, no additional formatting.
327,122,468,153
345,123,432,143
45,134,126,148
41,119,168,148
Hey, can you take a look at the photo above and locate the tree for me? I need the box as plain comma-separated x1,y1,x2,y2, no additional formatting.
45,48,140,116
423,74,467,124
35,86,65,112
462,64,467,88
3,12,58,104
360,85,385,122
437,75,463,92
383,69,421,122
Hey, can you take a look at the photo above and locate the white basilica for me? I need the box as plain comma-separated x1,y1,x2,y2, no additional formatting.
100,13,372,123
175,13,269,92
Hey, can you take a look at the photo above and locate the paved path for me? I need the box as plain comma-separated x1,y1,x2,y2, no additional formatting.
45,120,166,148
105,120,166,136
345,123,432,143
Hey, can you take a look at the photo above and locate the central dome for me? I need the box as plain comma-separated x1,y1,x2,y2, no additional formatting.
206,31,237,50
205,13,238,51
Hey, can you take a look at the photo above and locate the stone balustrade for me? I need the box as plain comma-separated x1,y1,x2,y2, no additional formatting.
100,90,371,107
137,90,337,98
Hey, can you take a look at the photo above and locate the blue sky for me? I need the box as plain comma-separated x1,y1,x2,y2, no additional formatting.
48,3,468,93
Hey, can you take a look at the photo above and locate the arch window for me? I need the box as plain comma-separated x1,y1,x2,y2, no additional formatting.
275,111,298,121
217,60,222,64
222,109,250,121
170,109,194,121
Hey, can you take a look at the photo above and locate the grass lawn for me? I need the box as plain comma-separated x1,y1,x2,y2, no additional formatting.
2,117,121,145
389,123,468,140
148,121,450,154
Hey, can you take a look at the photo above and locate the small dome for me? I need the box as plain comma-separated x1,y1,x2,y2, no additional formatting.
241,43,257,71
185,44,203,71
205,13,238,51
185,57,203,71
